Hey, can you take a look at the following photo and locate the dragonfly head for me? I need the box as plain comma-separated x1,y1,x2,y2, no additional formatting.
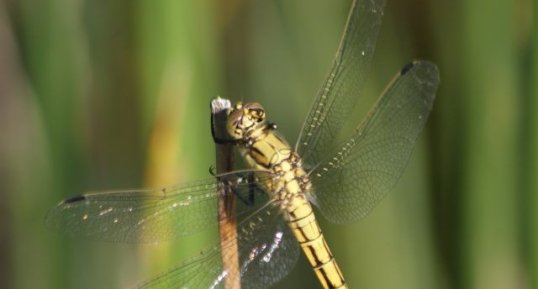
227,102,266,140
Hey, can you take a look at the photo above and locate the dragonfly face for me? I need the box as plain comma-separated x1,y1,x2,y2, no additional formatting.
46,0,440,288
226,102,267,140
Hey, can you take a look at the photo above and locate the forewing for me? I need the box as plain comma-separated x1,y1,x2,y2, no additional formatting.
136,193,300,289
296,0,385,167
46,173,273,243
310,61,439,223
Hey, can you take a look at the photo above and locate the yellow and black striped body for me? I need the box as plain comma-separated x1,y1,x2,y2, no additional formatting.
227,102,348,289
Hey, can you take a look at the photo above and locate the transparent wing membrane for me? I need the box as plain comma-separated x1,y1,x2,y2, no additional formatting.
47,171,300,289
296,0,385,168
46,172,271,243
310,61,439,223
137,194,299,289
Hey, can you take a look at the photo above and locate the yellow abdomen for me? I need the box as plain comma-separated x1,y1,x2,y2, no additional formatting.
240,127,348,289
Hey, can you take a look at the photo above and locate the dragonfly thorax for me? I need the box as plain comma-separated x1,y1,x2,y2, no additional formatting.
226,102,311,202
227,102,294,171
226,102,267,140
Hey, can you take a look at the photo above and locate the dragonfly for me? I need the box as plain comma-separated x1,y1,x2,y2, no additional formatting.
46,0,439,288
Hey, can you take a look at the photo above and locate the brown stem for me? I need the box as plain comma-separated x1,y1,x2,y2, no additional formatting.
211,98,241,289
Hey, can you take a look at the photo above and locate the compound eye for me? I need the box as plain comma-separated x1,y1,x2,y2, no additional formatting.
250,108,265,122
245,103,265,122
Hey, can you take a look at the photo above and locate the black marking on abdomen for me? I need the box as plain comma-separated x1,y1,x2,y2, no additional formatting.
298,231,323,245
304,243,325,267
316,262,345,289
317,266,332,287
288,206,313,220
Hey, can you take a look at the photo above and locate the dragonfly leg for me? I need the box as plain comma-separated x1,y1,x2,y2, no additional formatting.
231,173,260,206
232,178,258,206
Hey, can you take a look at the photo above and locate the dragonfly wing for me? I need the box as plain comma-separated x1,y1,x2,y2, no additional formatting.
136,245,223,289
46,172,272,243
46,179,219,243
296,0,385,167
235,208,299,289
310,61,439,224
137,195,300,289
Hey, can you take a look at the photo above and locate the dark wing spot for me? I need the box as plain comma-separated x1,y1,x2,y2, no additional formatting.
63,195,86,204
400,61,416,76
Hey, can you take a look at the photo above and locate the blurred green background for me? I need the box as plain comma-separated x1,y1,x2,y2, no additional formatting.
0,0,535,288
